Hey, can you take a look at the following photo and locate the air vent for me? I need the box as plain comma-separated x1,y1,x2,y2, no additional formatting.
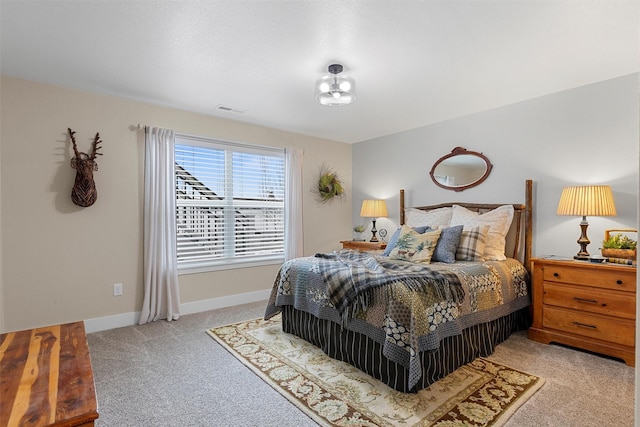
216,105,244,113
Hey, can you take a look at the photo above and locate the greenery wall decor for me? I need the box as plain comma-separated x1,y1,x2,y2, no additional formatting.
313,164,345,203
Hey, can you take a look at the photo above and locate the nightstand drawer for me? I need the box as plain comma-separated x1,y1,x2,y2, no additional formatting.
543,306,635,347
542,265,636,292
543,283,636,319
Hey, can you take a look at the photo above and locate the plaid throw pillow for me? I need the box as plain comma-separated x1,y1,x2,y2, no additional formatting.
455,225,490,261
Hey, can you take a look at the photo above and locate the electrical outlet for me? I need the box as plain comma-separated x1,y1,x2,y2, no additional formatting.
113,283,123,296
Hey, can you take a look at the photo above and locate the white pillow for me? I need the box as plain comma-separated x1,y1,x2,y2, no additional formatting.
404,207,452,228
450,205,514,261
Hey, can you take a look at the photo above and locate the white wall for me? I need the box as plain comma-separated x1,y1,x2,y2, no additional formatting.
0,122,3,333
352,74,639,259
2,73,636,334
0,76,353,332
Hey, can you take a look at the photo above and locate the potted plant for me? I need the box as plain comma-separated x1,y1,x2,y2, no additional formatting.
353,225,366,241
601,232,637,260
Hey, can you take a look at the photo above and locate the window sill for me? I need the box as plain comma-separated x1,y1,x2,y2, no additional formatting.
178,256,284,275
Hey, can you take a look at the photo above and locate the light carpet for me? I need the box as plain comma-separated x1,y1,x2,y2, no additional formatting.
207,315,544,427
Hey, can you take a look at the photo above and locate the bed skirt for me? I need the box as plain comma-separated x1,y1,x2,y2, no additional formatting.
281,305,530,393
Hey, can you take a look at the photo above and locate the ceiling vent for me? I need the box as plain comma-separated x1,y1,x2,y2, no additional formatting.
216,105,244,113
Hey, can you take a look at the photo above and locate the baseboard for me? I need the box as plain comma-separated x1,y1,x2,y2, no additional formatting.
84,289,271,333
83,311,140,334
180,289,271,316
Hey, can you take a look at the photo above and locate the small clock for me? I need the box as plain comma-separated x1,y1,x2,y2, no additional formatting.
378,228,388,242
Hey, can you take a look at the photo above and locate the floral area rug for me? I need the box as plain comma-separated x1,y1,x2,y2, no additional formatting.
206,316,544,427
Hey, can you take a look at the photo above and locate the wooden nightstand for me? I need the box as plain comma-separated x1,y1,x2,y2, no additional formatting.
340,240,387,252
528,257,636,366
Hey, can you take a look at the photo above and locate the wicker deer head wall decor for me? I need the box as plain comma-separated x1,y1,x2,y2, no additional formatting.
68,128,103,207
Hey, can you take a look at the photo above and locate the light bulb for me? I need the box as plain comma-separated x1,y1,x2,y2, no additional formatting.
339,81,351,91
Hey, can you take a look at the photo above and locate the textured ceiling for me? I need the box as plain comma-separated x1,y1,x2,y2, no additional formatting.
1,1,638,143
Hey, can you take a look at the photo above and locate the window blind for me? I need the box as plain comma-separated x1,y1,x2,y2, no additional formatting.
175,136,285,270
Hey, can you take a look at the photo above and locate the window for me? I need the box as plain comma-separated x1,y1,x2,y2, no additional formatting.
174,135,285,271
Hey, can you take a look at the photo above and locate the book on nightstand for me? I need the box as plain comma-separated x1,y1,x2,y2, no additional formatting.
605,257,637,266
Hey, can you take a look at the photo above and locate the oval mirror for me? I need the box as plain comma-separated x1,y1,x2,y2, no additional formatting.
429,147,492,192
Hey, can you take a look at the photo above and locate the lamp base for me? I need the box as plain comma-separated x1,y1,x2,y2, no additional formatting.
370,218,379,242
574,216,591,261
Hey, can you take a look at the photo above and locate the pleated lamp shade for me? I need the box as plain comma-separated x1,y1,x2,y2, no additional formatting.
557,185,617,217
360,200,388,218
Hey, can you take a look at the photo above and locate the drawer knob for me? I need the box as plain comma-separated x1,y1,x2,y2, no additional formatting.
553,272,559,277
616,280,623,285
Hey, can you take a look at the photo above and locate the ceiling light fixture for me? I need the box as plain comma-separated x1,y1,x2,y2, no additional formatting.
315,64,356,107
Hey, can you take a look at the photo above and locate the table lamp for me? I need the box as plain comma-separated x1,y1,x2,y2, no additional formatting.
360,199,388,242
557,185,617,260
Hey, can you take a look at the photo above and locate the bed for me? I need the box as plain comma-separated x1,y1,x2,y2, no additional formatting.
265,180,533,393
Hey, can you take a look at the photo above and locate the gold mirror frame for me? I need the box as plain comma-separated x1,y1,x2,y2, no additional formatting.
429,147,493,192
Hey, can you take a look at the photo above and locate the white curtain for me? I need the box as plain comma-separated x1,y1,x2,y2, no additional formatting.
139,127,180,324
284,148,304,261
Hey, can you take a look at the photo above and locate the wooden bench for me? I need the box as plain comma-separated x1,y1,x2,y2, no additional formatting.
0,321,99,427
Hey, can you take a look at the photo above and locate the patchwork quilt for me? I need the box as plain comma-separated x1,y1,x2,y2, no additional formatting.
265,249,530,390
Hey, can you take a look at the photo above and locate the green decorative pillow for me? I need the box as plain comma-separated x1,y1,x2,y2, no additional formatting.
455,225,490,261
389,225,442,263
383,225,431,256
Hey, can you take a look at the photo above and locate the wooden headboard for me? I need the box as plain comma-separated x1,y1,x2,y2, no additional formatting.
400,179,533,271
